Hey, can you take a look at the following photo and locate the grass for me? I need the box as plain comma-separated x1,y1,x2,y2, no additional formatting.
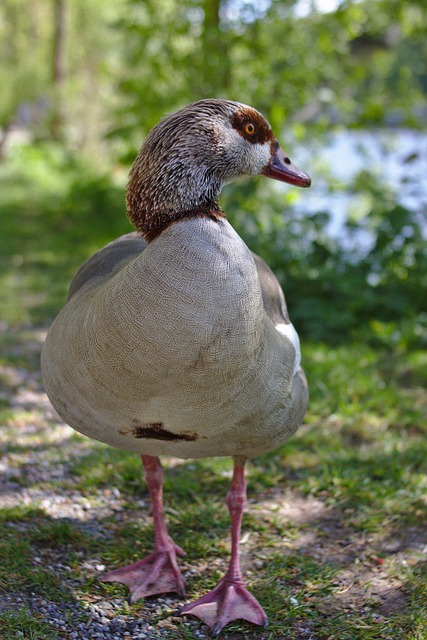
0,143,130,326
0,145,426,638
0,608,59,640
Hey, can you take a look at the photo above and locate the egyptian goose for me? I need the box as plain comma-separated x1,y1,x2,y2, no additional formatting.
41,99,310,635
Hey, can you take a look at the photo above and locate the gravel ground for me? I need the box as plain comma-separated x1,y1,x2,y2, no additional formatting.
1,592,189,640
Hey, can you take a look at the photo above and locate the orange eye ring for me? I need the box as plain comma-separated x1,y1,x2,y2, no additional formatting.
244,122,256,135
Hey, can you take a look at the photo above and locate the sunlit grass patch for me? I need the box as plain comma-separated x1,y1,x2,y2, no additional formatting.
0,608,58,640
0,505,45,524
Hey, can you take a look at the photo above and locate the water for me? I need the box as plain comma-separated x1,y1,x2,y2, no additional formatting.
291,128,427,251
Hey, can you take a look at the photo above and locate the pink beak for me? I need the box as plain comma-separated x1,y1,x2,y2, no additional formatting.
262,141,311,188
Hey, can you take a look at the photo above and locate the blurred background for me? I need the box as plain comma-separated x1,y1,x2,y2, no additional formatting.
0,0,426,346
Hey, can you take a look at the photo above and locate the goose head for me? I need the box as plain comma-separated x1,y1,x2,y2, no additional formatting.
127,99,311,241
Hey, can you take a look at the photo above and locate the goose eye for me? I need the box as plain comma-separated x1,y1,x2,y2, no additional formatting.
244,122,256,135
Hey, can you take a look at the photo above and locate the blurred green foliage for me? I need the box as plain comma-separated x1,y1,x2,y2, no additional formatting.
0,143,130,324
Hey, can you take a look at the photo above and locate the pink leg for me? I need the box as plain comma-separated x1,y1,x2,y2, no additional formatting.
180,457,267,635
100,455,185,601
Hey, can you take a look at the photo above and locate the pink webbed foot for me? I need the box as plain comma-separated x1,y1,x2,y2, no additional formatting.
100,456,185,602
100,542,186,602
180,575,268,636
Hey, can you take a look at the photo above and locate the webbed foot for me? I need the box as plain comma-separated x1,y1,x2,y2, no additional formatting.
101,543,185,601
180,576,267,636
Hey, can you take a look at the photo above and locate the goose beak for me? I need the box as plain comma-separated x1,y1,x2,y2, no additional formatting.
262,141,311,188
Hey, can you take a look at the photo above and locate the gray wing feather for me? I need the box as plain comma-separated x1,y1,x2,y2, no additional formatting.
68,232,147,300
252,253,291,325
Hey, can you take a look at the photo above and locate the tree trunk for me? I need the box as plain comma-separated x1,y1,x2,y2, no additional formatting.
50,0,67,140
0,122,13,162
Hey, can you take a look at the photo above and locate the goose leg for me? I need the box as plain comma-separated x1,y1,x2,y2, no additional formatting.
180,456,267,635
100,455,185,601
